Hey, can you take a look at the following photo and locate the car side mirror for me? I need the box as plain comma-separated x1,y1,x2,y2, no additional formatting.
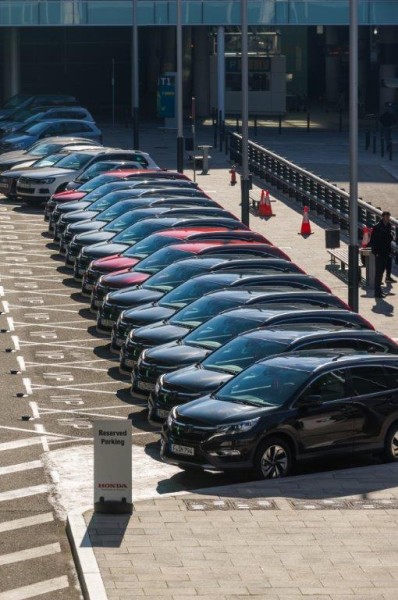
298,394,322,408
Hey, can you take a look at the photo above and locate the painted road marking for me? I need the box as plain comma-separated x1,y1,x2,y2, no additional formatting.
0,513,54,533
0,437,44,452
0,460,42,476
0,425,91,441
0,576,69,600
0,485,49,503
0,543,61,566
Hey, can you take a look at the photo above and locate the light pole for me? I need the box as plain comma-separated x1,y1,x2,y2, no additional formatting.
240,0,250,226
132,0,139,148
176,0,184,172
348,0,359,311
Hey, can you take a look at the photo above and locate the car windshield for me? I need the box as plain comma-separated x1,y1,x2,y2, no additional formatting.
95,204,136,224
29,142,62,157
170,295,246,328
159,277,235,309
54,152,94,170
202,337,289,375
19,121,48,135
142,260,216,293
78,163,114,182
134,247,190,275
123,234,180,259
183,313,266,350
78,178,123,195
11,108,35,122
32,153,66,168
215,362,311,407
3,94,30,109
102,209,143,230
111,221,168,245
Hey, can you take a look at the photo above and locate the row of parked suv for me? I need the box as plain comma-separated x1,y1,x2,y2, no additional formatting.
6,134,398,480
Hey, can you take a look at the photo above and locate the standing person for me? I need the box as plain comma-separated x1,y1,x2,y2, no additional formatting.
370,211,395,298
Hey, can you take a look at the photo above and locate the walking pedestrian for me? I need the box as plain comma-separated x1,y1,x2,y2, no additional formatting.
370,211,395,298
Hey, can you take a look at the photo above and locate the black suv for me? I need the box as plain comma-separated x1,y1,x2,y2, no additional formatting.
161,352,398,478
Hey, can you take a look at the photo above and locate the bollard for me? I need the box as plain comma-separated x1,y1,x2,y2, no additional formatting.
372,133,376,153
307,112,310,131
365,129,370,150
278,115,282,135
381,136,385,158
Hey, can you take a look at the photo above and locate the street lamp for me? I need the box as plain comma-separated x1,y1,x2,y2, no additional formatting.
240,0,250,226
176,0,184,173
132,0,139,149
348,0,359,311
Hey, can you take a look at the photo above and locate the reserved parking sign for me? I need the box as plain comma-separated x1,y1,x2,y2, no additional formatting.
94,420,132,514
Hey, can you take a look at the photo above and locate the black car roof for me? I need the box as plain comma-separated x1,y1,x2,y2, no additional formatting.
233,327,394,346
255,351,398,373
213,306,370,327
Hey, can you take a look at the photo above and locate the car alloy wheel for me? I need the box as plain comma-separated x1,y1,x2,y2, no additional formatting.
383,423,398,462
254,436,292,479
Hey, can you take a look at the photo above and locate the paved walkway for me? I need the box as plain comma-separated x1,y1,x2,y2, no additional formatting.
69,119,398,599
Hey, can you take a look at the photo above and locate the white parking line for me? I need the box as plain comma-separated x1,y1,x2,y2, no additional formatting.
23,378,32,395
0,437,44,452
0,484,49,503
0,513,54,533
0,576,69,600
0,460,42,476
16,356,26,372
0,542,61,566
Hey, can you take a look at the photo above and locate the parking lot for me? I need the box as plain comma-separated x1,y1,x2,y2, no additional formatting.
1,121,398,599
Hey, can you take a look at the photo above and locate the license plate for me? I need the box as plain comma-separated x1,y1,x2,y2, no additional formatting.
77,267,85,275
171,444,194,457
157,408,169,419
84,282,93,291
0,182,9,190
138,381,155,392
92,299,101,308
100,318,113,327
115,337,124,346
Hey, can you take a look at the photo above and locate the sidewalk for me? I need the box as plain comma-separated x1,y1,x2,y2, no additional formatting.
67,119,398,600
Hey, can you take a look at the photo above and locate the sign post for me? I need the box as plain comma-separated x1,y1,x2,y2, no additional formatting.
157,72,177,129
94,420,132,515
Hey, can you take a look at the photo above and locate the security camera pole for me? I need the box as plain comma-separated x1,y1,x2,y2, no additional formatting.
348,0,359,311
132,0,139,149
176,0,184,173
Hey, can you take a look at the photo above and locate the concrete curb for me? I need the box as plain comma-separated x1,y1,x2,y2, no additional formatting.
67,511,108,600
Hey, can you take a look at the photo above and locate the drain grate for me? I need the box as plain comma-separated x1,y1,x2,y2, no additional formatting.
289,499,349,510
183,498,278,511
348,499,398,510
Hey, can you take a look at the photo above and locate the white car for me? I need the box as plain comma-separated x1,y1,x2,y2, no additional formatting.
15,149,160,204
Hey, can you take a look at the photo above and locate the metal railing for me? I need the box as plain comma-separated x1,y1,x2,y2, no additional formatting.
228,131,397,261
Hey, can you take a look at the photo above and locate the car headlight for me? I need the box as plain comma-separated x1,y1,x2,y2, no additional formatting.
136,350,146,369
155,374,164,394
166,406,177,428
35,177,56,184
217,418,260,435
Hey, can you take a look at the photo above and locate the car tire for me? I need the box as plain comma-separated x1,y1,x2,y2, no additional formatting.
253,436,293,480
383,422,398,462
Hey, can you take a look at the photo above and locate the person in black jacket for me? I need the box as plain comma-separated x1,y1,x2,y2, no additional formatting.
370,211,395,298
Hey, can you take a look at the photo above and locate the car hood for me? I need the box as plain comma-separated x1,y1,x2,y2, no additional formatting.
164,365,232,394
68,220,107,234
8,161,36,172
53,191,87,202
58,201,92,213
108,287,164,307
63,210,99,223
75,231,115,245
133,322,190,346
123,305,175,326
92,256,139,272
2,133,33,144
83,243,130,259
0,150,32,162
145,341,210,368
22,167,76,178
176,396,264,426
101,270,149,288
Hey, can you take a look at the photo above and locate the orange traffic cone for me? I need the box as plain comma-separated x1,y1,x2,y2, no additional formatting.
258,190,273,217
361,226,373,247
299,206,312,236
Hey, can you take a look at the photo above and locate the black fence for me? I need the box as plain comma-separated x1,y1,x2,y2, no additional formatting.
228,131,397,262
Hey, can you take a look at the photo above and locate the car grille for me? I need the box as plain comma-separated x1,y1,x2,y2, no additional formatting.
124,341,145,362
114,319,131,340
85,268,102,286
63,230,74,243
18,176,34,185
77,255,92,271
156,386,195,408
16,185,34,194
94,284,110,304
100,301,123,322
169,420,214,444
69,242,83,259
57,220,68,235
137,361,164,384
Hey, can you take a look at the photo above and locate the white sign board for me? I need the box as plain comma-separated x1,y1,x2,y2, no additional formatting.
94,420,132,513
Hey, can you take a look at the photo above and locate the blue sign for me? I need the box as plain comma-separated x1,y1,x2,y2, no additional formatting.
157,75,175,118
